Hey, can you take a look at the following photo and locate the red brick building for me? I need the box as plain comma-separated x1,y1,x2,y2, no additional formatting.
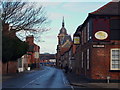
26,35,40,69
74,1,120,80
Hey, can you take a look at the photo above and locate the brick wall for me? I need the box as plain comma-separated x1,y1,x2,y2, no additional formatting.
8,61,18,73
91,42,120,80
2,61,18,74
0,61,2,74
2,62,7,74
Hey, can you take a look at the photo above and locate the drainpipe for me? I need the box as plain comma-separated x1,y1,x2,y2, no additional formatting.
7,62,8,74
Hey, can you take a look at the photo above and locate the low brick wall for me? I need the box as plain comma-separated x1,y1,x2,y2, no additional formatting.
2,61,18,74
0,61,2,74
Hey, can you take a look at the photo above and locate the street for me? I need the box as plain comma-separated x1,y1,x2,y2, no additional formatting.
2,66,73,89
2,66,120,90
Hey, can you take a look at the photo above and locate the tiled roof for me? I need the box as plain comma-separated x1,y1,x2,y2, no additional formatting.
62,35,72,44
59,17,68,35
59,27,68,35
91,2,120,15
74,25,82,35
60,48,69,55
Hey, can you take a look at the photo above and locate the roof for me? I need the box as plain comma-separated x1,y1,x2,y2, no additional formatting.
26,35,34,38
75,1,120,34
62,40,72,48
59,27,68,35
59,17,68,35
91,2,120,15
74,25,82,36
60,48,70,55
61,35,72,44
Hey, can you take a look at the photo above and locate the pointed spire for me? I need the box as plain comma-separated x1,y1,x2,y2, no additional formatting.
62,16,64,27
59,16,67,35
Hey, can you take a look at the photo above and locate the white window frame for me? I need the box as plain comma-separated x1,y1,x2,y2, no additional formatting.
69,51,71,61
84,27,86,43
87,49,90,70
82,30,84,45
110,48,120,70
81,52,84,68
87,22,90,41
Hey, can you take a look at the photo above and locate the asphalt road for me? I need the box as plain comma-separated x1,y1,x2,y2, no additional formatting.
2,66,73,89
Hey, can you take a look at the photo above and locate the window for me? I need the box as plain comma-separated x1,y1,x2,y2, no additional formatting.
87,22,90,41
18,58,22,68
110,19,120,40
82,30,84,45
87,49,90,70
81,52,84,68
28,45,34,52
110,30,120,40
111,49,120,70
84,27,87,43
69,51,71,61
110,19,120,30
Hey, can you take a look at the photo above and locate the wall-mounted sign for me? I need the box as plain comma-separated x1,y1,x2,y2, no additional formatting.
95,31,108,40
93,45,105,48
71,57,75,60
73,37,80,45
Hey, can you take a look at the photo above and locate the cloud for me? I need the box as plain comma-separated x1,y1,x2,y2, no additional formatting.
46,35,56,39
20,0,111,2
43,2,62,7
61,2,108,13
49,12,64,20
38,38,57,54
48,12,70,20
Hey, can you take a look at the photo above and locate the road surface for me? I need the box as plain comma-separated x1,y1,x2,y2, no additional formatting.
2,66,73,89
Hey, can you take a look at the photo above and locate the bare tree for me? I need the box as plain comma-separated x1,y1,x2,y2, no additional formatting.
1,0,50,41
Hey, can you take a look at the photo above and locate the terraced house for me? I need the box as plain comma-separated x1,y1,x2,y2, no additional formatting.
73,1,120,81
57,1,120,81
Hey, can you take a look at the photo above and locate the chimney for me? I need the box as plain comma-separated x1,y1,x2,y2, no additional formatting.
26,35,34,44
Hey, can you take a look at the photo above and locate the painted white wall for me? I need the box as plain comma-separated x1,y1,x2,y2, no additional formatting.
49,59,56,62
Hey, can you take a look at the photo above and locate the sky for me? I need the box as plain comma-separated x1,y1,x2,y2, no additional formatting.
33,0,113,54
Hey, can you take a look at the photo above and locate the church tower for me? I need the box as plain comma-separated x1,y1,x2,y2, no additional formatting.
58,17,68,45
56,17,72,68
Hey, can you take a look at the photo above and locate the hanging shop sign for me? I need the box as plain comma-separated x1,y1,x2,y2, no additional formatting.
73,36,80,45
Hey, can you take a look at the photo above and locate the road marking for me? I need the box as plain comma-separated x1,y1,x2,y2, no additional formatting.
22,67,52,88
22,73,50,88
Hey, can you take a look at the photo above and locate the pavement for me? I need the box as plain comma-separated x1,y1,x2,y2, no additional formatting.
65,71,120,89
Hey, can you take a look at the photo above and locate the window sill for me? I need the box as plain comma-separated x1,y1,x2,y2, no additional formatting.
109,70,120,72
